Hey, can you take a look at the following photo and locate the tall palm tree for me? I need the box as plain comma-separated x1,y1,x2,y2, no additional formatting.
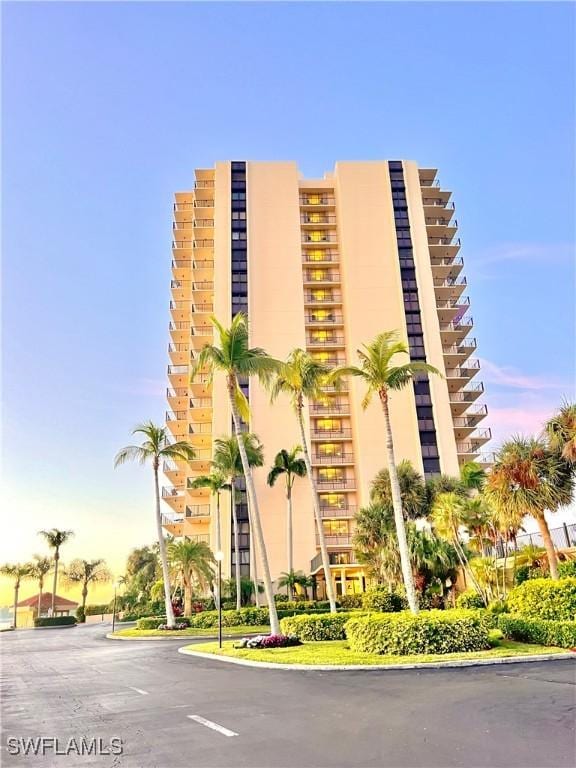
0,563,32,629
114,422,196,628
370,459,428,520
460,461,487,493
30,555,52,619
63,559,112,615
333,331,439,615
38,528,74,615
269,348,338,612
168,540,215,615
212,433,264,610
192,314,281,634
267,447,307,597
486,436,574,579
545,401,576,464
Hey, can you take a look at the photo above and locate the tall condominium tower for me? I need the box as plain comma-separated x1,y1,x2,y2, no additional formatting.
162,161,490,598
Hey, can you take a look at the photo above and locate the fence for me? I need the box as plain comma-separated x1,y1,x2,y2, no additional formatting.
489,523,576,557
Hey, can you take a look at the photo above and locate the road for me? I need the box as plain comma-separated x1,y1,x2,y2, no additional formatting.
1,624,574,768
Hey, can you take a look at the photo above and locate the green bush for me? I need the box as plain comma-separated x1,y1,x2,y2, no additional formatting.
76,607,86,623
361,588,405,613
277,608,330,619
187,607,270,629
315,600,333,610
345,610,490,655
455,590,486,610
34,616,77,628
558,561,576,578
85,604,111,616
498,615,576,649
136,616,191,630
280,612,356,641
507,577,576,621
274,594,289,603
339,594,363,609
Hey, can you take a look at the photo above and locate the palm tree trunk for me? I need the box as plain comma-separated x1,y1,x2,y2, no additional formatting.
82,584,88,613
13,581,19,629
231,482,242,610
184,576,192,616
296,403,338,613
153,461,176,628
227,379,280,634
379,391,419,615
37,577,43,620
51,550,59,616
287,484,294,600
215,490,221,610
248,498,260,608
502,539,508,599
535,513,559,579
451,525,487,605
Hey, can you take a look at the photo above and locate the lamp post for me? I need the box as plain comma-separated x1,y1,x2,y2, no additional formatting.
214,551,224,648
111,581,119,633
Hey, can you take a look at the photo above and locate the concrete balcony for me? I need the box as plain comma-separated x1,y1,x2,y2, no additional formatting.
316,534,354,547
312,453,355,466
319,506,357,518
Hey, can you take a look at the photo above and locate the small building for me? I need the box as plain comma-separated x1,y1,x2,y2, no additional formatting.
16,593,79,619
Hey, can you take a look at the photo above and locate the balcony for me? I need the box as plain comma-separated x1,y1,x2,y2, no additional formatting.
433,277,467,300
300,195,336,207
436,297,470,319
166,387,188,404
457,431,492,455
303,271,341,285
187,534,211,545
422,197,455,209
302,233,338,245
304,292,342,305
174,202,194,212
310,401,349,414
194,180,215,189
302,251,339,264
443,339,477,359
306,335,346,348
189,423,212,435
316,534,354,547
193,218,214,227
309,356,344,368
162,486,184,499
314,477,356,490
312,453,355,466
305,312,344,326
301,214,337,226
310,551,357,572
166,410,187,422
430,255,464,276
440,316,474,342
190,397,212,409
167,365,188,376
188,449,212,466
320,506,357,518
194,199,214,209
185,505,211,518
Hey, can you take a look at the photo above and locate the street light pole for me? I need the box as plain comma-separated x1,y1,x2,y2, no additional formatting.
215,551,223,649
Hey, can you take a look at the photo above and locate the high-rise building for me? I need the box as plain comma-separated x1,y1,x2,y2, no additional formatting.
162,161,490,597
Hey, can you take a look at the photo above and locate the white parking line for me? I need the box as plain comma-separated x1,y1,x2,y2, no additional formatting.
187,715,238,737
127,686,149,695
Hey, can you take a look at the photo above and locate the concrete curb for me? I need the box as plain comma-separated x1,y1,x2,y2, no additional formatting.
177,647,576,671
106,631,263,642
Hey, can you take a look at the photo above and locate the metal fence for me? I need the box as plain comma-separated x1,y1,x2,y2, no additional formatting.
490,523,576,557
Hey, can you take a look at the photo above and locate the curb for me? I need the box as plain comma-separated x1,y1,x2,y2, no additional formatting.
177,647,576,671
106,631,264,642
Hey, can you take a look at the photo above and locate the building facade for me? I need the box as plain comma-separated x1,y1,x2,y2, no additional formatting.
162,161,490,597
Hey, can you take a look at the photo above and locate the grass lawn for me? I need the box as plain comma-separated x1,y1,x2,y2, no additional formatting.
186,639,569,666
112,625,270,638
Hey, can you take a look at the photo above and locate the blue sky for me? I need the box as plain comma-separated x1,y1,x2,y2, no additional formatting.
2,1,575,586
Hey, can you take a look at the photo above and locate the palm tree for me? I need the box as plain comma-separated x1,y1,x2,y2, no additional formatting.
353,502,400,587
38,528,74,614
63,559,112,615
192,314,281,634
267,447,307,597
333,331,439,615
486,436,574,579
168,540,215,615
545,401,576,464
370,460,428,520
30,555,52,619
277,570,309,598
0,563,32,628
212,433,265,610
114,422,196,628
269,348,338,613
460,461,487,493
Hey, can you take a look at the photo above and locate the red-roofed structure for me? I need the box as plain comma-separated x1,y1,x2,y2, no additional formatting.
17,593,78,617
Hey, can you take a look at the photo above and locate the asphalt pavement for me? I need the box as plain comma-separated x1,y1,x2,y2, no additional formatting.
1,624,574,768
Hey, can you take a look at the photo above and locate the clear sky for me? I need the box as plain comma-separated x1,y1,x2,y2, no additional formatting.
2,1,575,605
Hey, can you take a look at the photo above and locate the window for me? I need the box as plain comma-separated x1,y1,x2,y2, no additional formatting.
232,231,247,240
323,520,349,536
317,443,340,456
232,211,246,220
311,289,331,301
318,467,344,481
311,330,333,342
319,493,346,508
316,418,341,432
306,249,324,261
311,309,333,322
231,192,246,201
308,231,325,243
309,269,327,281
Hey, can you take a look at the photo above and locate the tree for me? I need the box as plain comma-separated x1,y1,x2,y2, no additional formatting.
168,540,215,615
38,528,74,614
29,555,52,619
212,433,265,610
277,570,310,598
63,559,112,615
269,348,338,613
353,503,400,587
486,436,574,580
124,545,160,601
0,563,32,629
192,314,281,634
545,401,576,465
333,330,439,614
370,460,428,520
267,447,307,597
459,461,487,493
114,422,196,628
222,576,262,607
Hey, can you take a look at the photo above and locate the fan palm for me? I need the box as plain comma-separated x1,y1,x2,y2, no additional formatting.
545,401,576,464
486,436,574,579
192,314,281,634
353,503,400,587
0,563,33,629
267,447,307,597
38,528,74,614
63,559,112,615
333,330,439,614
269,348,338,612
277,570,309,598
114,421,196,628
168,540,215,615
212,433,265,609
29,555,52,619
370,460,428,520
460,461,487,493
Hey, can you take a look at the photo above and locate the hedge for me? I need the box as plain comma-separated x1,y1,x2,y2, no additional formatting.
345,610,490,655
558,561,576,579
136,616,191,630
339,594,363,609
280,612,358,641
85,604,111,616
361,588,406,613
34,616,77,627
456,590,486,610
507,577,576,621
498,615,576,649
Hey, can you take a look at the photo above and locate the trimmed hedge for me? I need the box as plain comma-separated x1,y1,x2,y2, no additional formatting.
34,616,77,627
279,612,357,641
456,590,486,610
498,615,576,649
339,594,363,609
136,616,191,630
345,610,490,655
507,577,576,621
558,561,576,579
85,604,111,616
361,588,406,613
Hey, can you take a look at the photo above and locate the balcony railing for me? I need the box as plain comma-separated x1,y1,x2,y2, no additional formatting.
313,453,355,465
305,312,344,324
316,534,354,547
172,239,214,249
452,414,487,429
162,486,184,498
309,357,344,367
188,449,212,462
430,256,464,269
422,199,455,209
428,237,461,247
314,478,356,490
311,551,356,571
194,218,214,227
189,374,211,385
311,428,353,439
310,402,349,413
306,336,345,347
436,297,470,311
304,292,342,304
189,423,212,435
166,410,187,421
167,365,188,375
194,200,214,208
320,506,357,518
173,203,194,211
425,218,457,227
161,513,184,526
302,234,338,244
434,277,467,290
168,343,189,354
194,180,214,189
440,316,474,333
190,398,212,408
301,215,337,225
443,340,477,356
166,387,188,398
185,505,211,518
300,196,336,206
450,383,485,402
304,272,341,283
302,251,339,263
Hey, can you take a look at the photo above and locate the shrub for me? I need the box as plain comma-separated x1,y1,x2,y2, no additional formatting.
260,634,301,648
498,615,576,649
156,622,189,631
76,607,86,623
361,588,405,613
274,594,289,603
221,601,236,611
34,616,77,628
280,612,356,641
345,610,490,655
187,607,269,629
315,600,334,610
136,616,191,630
507,577,576,621
418,592,446,611
514,565,530,586
85,604,111,616
455,590,486,610
558,561,576,579
339,594,363,609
